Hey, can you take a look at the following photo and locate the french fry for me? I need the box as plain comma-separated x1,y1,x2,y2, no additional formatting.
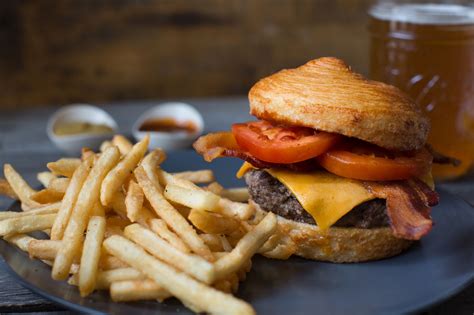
125,180,144,223
104,235,255,315
189,209,240,235
164,184,220,212
214,212,277,281
221,188,249,203
148,218,191,253
219,235,233,252
4,234,35,252
0,213,56,236
52,146,120,280
99,255,129,270
48,178,70,194
50,156,93,241
160,170,254,220
112,135,133,155
134,166,213,261
91,202,106,217
30,189,64,204
173,170,215,184
124,224,215,284
100,140,113,152
141,149,167,192
79,216,106,296
0,203,60,220
100,135,149,206
110,280,170,302
37,172,57,188
81,148,95,161
97,268,146,289
0,179,18,199
4,164,39,209
200,234,225,252
47,158,81,177
206,182,224,195
28,240,62,261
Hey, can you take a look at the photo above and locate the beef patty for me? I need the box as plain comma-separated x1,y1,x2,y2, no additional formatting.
244,169,389,228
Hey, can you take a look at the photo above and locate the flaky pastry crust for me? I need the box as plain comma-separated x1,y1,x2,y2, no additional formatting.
249,57,429,151
251,201,413,263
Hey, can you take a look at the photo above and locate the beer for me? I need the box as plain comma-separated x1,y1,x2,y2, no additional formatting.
369,3,474,180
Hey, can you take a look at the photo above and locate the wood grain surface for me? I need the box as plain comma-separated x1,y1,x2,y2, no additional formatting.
0,0,371,108
0,98,472,314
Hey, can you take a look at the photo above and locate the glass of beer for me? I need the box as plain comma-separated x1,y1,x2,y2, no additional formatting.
369,1,474,180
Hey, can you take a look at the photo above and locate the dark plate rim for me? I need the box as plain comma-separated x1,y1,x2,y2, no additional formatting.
0,188,473,315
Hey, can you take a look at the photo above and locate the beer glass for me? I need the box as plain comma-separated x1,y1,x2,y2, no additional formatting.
369,1,474,180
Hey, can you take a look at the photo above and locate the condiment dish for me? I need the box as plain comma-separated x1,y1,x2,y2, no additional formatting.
47,104,118,155
132,102,204,150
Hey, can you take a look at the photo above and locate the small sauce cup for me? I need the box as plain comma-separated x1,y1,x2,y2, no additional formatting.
47,104,118,155
132,102,204,150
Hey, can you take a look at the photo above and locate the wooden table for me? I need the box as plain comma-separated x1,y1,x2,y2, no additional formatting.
0,97,472,314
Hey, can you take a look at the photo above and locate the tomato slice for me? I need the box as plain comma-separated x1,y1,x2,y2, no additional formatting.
231,121,340,164
318,142,433,181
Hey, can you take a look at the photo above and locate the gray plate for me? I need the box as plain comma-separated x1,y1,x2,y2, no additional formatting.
0,150,473,315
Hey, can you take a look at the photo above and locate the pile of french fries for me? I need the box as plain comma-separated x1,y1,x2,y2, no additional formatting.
0,134,280,315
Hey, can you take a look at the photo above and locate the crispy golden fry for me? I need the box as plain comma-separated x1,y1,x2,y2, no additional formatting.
68,267,146,289
125,180,144,223
214,213,277,281
30,189,64,204
4,164,39,209
48,178,70,194
50,156,93,241
148,218,191,253
0,213,56,236
79,216,106,296
110,280,170,302
47,158,81,177
104,235,255,315
124,224,215,284
100,140,113,152
141,149,167,192
91,202,106,217
160,170,254,220
52,146,120,280
0,179,18,199
221,188,249,203
37,172,57,188
109,191,155,226
0,203,60,220
112,135,133,155
101,135,149,206
173,170,215,184
219,235,233,252
164,184,220,212
28,239,62,261
205,182,224,195
134,166,213,261
200,234,225,252
258,233,281,254
99,255,129,270
4,234,35,252
189,209,240,235
81,148,95,161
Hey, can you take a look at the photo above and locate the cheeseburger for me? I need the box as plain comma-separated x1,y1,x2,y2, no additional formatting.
194,57,452,263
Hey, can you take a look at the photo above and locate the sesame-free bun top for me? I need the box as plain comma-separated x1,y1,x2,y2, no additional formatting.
249,57,430,151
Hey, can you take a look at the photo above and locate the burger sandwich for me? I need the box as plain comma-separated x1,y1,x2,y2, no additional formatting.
194,57,454,263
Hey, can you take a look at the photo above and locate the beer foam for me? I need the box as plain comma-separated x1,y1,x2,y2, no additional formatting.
370,3,474,25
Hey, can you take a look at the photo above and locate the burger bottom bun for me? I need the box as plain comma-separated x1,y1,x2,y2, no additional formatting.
250,201,414,263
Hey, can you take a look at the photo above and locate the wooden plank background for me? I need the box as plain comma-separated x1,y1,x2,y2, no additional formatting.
0,0,372,108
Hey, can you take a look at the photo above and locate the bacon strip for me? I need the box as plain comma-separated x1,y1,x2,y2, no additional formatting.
364,179,439,240
193,131,319,172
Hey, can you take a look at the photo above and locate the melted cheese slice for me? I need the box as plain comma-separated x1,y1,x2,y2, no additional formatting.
237,162,433,229
266,169,375,229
